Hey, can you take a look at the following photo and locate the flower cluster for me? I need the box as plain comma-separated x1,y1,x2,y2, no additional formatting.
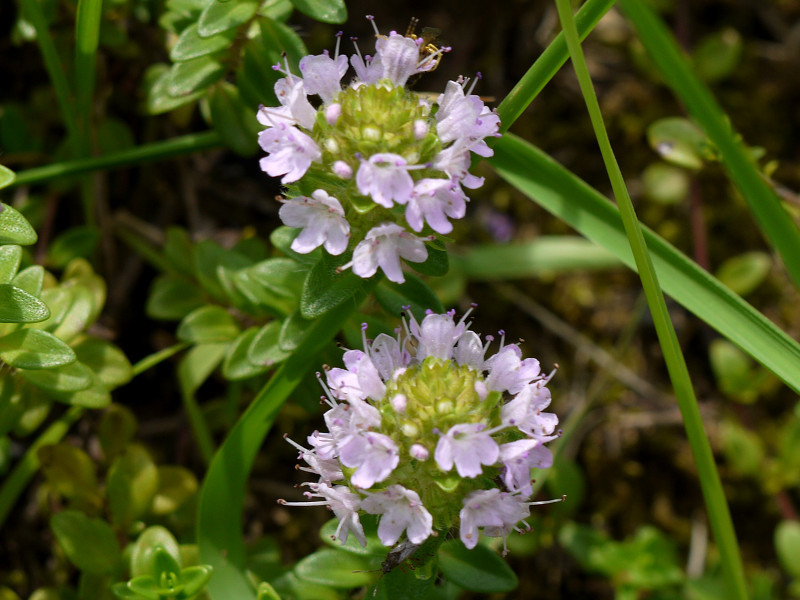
258,17,500,283
280,309,561,554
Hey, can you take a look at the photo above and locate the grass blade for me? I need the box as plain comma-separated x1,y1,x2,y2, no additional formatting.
620,0,800,290
197,283,375,600
490,133,800,397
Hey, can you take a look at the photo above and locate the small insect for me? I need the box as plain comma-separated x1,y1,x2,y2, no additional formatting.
381,538,420,574
405,17,446,72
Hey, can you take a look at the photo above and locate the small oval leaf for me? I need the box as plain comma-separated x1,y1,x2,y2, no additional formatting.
437,541,518,593
51,511,121,574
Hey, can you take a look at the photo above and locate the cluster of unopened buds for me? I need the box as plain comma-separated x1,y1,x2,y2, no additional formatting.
280,308,562,555
258,16,500,283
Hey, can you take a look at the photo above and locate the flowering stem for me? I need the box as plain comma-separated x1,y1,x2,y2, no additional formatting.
553,1,749,598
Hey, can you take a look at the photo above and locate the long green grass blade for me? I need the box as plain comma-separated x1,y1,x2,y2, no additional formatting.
197,284,375,600
16,0,77,141
10,131,223,188
496,0,616,134
540,3,749,595
74,0,103,140
490,133,800,397
619,0,800,290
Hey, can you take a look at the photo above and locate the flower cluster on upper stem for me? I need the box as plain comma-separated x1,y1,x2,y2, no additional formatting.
280,308,562,554
258,16,500,283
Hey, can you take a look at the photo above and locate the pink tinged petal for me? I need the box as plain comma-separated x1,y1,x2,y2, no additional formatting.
351,223,428,284
343,349,386,401
326,102,342,125
271,76,316,129
356,154,414,208
499,438,543,493
407,178,467,234
361,485,433,546
416,312,462,360
315,483,366,546
258,125,321,184
459,489,528,549
326,367,363,401
454,331,485,369
278,190,350,255
374,33,420,86
332,160,353,179
434,423,499,478
410,444,429,460
339,432,399,489
485,345,541,394
369,333,405,380
299,54,348,103
350,52,383,84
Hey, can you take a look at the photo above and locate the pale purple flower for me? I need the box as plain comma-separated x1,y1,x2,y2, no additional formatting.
356,153,415,208
409,310,469,361
311,483,366,546
279,190,350,255
307,430,339,461
258,123,321,184
299,53,349,104
434,422,499,478
499,438,553,494
342,349,386,401
485,344,542,394
374,33,422,87
459,488,529,550
453,331,486,370
410,444,429,461
433,143,485,190
339,431,399,488
405,178,467,234
326,102,342,125
348,223,429,283
332,160,353,179
285,434,343,481
350,48,383,84
361,484,433,545
325,367,364,402
367,333,408,380
262,75,316,130
501,382,559,440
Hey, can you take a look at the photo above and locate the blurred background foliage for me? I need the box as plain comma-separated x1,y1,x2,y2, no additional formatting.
3,0,800,598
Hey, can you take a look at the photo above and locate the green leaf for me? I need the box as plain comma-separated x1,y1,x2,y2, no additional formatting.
50,511,121,574
98,404,138,462
131,527,181,578
0,245,22,284
50,284,98,344
715,252,771,297
107,445,159,527
197,0,258,37
170,23,236,62
180,565,214,596
0,283,50,323
47,226,100,268
208,82,260,156
151,466,198,515
178,342,228,397
0,203,37,245
73,337,133,388
0,165,16,190
247,321,290,369
144,64,206,115
775,520,800,579
194,239,253,302
410,241,448,277
164,227,196,276
437,541,518,593
373,274,444,321
278,309,311,352
288,0,346,23
258,17,306,72
647,117,711,170
301,254,367,319
641,162,690,205
177,305,241,344
21,360,94,393
0,328,75,369
269,227,319,264
692,28,742,83
38,443,98,500
489,133,800,396
222,327,269,380
147,275,205,320
10,265,45,298
167,54,225,98
720,420,766,478
294,549,373,588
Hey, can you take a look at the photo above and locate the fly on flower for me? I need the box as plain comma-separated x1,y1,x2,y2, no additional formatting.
405,17,446,72
257,16,500,284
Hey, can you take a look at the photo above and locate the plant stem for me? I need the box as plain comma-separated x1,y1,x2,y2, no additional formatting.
10,131,223,188
553,1,749,598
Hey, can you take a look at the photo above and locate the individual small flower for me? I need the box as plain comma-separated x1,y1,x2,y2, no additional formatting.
459,489,529,550
356,153,415,208
258,124,321,184
299,52,349,103
404,178,467,234
484,343,542,395
361,485,433,545
499,438,553,495
279,482,365,546
434,422,500,478
501,381,559,440
338,431,400,488
278,190,350,255
348,223,429,283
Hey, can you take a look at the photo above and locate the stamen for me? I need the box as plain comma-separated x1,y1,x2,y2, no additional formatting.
466,72,482,96
334,31,343,59
366,14,380,36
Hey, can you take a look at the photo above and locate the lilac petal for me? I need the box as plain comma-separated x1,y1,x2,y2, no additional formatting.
374,33,419,86
299,54,348,103
356,154,414,207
